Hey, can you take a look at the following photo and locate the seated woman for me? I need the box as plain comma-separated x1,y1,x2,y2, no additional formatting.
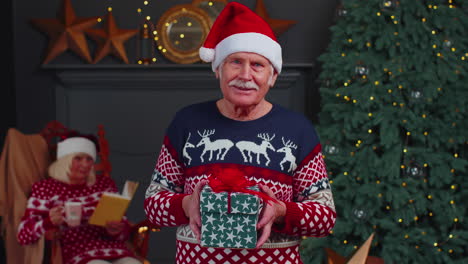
17,131,141,264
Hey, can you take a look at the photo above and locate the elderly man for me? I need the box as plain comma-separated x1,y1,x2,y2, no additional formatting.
144,2,336,263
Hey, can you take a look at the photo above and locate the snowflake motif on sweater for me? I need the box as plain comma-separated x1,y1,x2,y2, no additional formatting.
144,101,337,264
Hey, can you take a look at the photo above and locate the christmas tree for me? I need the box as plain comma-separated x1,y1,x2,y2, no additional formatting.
301,1,468,263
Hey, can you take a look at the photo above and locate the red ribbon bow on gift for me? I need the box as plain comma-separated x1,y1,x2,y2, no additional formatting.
208,168,278,212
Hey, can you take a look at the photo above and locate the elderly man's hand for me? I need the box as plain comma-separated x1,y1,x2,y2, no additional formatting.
105,220,126,236
49,205,65,226
182,180,208,242
256,184,286,248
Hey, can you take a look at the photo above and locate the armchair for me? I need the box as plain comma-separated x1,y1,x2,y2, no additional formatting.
0,121,158,264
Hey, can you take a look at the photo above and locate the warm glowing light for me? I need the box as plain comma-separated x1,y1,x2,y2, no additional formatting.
370,96,375,100
376,12,381,16
368,113,373,117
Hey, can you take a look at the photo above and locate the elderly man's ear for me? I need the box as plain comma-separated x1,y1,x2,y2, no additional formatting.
269,72,278,87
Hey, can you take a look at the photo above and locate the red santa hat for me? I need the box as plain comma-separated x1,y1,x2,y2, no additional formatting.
199,2,282,73
57,131,98,161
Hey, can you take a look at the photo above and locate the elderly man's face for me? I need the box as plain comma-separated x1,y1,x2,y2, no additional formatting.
216,52,277,108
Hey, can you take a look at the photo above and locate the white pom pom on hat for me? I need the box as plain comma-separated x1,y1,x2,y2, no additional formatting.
198,2,282,73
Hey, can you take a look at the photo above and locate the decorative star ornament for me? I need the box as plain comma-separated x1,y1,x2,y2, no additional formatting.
85,11,138,64
254,0,297,37
326,233,385,264
30,0,100,64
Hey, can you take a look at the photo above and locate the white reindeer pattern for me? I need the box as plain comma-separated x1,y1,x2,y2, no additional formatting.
196,129,234,162
277,137,297,172
182,132,195,165
235,133,276,166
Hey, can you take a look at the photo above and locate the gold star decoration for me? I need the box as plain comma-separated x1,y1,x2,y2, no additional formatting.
30,0,100,64
85,11,138,64
254,0,297,37
326,233,385,264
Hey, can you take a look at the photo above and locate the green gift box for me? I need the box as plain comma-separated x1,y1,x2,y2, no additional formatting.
200,185,262,249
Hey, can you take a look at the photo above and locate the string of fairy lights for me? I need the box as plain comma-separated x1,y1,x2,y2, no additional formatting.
323,0,466,255
136,0,158,64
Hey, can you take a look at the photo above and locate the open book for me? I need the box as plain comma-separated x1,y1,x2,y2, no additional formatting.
89,180,139,227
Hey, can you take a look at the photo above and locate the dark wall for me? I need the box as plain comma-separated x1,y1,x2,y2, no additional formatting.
13,0,339,134
2,0,15,147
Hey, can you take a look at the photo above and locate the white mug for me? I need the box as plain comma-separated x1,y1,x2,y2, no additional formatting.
64,201,82,227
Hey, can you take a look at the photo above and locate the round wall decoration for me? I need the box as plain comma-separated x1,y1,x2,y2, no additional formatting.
156,4,211,64
191,0,227,25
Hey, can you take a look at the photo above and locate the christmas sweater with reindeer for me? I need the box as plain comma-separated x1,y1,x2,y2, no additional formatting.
144,100,336,264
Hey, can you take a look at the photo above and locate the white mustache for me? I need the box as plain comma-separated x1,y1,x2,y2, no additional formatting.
228,79,259,90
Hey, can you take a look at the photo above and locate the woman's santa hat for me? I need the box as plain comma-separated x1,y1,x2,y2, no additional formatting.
199,2,282,73
57,131,98,161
